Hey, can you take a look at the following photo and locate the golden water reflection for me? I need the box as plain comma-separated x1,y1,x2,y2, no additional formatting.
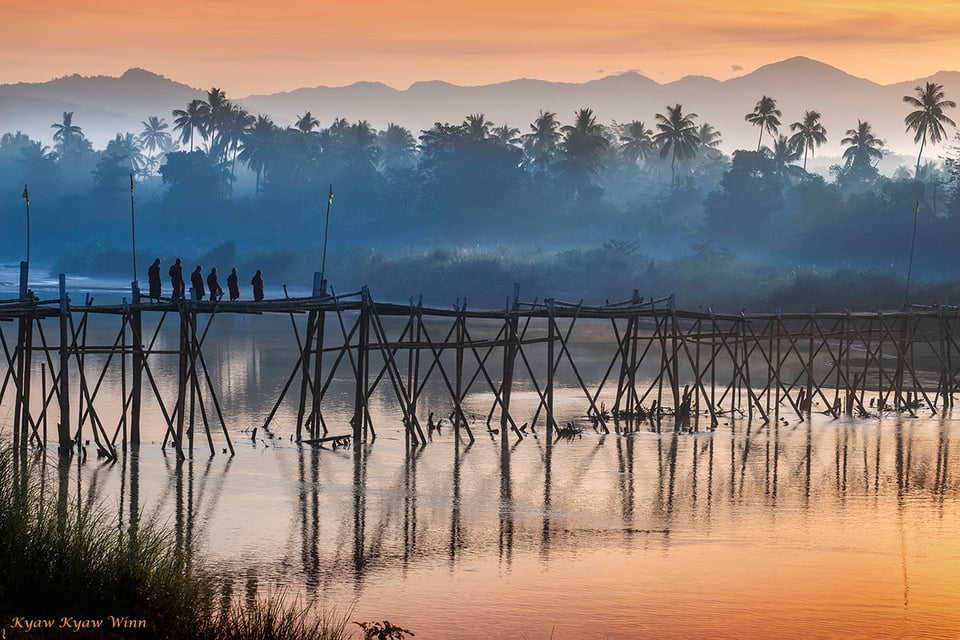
8,314,960,639
24,408,957,639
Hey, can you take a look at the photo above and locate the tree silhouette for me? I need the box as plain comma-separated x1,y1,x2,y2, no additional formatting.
903,82,956,178
788,110,827,171
763,135,804,181
463,113,493,140
696,122,723,160
745,96,781,151
653,104,700,184
197,87,232,160
377,123,417,171
95,133,146,193
239,115,279,196
172,99,208,151
559,108,609,183
522,110,561,175
51,111,83,147
46,113,93,189
619,121,655,165
841,120,883,177
220,105,255,197
342,120,381,168
491,124,521,147
295,111,320,134
139,116,172,173
16,141,61,195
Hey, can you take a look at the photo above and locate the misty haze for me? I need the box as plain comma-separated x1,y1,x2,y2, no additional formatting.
2,57,960,309
4,51,960,640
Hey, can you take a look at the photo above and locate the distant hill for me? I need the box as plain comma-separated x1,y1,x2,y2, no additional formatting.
2,57,957,156
0,68,203,146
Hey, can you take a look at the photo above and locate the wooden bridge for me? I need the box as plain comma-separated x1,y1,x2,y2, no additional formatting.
2,261,957,461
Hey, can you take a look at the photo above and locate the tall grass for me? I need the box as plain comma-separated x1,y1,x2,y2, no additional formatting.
0,447,353,639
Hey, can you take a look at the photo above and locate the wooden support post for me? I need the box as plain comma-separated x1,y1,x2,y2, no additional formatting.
296,309,317,441
188,307,197,452
546,298,556,439
15,262,33,453
121,306,128,448
805,316,814,416
774,315,782,419
670,297,681,418
57,274,70,457
131,284,143,445
740,315,753,422
710,309,717,426
612,315,632,428
693,318,702,431
408,299,421,440
353,286,371,443
41,363,47,448
500,284,520,454
627,314,641,429
455,303,465,440
877,314,886,411
945,311,953,406
174,307,188,458
894,313,909,410
312,309,326,439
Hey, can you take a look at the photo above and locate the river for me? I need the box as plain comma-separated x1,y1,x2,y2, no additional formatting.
2,282,960,639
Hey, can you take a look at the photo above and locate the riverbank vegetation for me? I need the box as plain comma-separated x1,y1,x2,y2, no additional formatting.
0,446,395,639
2,85,959,310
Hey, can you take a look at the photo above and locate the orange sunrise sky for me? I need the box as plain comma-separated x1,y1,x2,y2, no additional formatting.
6,0,960,95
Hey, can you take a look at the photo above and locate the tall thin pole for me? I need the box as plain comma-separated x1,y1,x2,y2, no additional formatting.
320,184,334,288
21,184,30,265
130,173,138,288
904,196,921,307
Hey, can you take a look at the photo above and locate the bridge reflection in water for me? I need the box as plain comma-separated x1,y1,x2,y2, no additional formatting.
5,264,960,635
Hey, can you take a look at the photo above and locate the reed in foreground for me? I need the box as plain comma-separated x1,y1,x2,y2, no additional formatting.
0,447,355,639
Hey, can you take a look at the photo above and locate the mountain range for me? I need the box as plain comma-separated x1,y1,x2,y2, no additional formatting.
2,57,958,158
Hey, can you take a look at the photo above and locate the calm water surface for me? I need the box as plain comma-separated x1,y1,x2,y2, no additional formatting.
5,310,960,639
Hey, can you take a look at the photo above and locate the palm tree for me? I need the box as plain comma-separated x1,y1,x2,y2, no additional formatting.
763,135,803,180
51,111,84,152
377,123,417,171
619,121,655,165
463,113,493,140
696,122,723,159
104,133,147,173
239,115,279,196
139,116,172,173
559,108,609,176
491,124,521,147
220,105,255,195
342,120,381,167
19,141,58,167
295,111,320,134
745,96,781,151
319,117,350,157
198,87,231,157
172,99,208,151
841,120,884,171
903,82,956,178
653,104,700,183
788,110,827,171
523,110,562,174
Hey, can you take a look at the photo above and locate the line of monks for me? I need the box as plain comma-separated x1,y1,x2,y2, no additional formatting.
146,258,264,303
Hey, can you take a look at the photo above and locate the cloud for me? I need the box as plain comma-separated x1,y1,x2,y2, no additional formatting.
731,64,744,71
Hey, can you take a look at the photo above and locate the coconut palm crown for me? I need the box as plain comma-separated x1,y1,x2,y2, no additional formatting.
903,82,956,178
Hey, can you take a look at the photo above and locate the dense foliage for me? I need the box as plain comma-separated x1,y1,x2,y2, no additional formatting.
2,86,959,309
